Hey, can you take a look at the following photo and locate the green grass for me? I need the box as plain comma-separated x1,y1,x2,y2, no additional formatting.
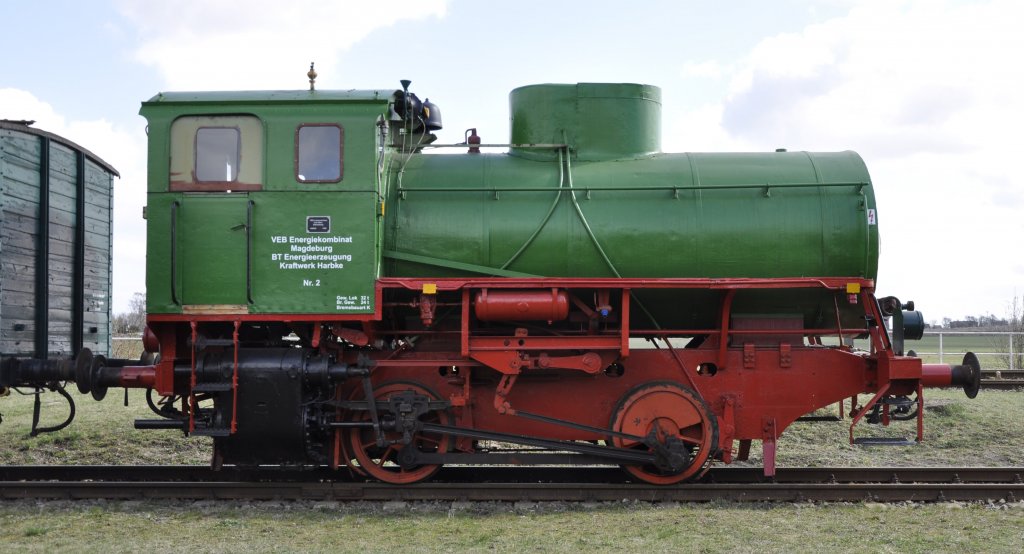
0,501,1021,552
2,388,1022,467
0,389,209,465
746,389,1024,468
1,385,1022,468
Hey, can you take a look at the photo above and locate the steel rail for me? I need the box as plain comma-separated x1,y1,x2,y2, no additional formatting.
1,466,1022,503
982,370,1024,377
2,466,1022,484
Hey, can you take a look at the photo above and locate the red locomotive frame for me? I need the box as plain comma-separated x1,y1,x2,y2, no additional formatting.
115,276,979,484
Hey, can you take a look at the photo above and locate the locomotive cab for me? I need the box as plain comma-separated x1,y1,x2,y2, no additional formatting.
140,90,391,317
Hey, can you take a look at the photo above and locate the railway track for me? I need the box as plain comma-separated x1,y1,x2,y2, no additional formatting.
982,369,1024,377
980,376,1024,390
1,466,1021,503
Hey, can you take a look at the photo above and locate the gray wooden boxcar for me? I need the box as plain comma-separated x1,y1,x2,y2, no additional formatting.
0,120,117,360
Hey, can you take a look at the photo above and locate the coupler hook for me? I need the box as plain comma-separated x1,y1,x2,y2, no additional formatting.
30,382,76,436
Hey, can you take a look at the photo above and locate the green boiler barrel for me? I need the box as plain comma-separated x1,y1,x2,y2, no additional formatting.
384,151,877,280
382,83,879,329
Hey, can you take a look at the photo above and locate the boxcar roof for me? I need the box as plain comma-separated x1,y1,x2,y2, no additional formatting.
142,89,395,106
0,120,119,177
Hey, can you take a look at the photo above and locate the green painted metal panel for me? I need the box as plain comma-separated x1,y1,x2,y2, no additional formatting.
249,192,377,313
510,83,661,161
147,191,379,314
145,193,178,313
385,150,876,280
178,195,249,306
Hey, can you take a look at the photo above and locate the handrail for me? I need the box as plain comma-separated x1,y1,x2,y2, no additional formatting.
396,181,869,194
246,200,254,304
419,142,568,149
170,200,181,305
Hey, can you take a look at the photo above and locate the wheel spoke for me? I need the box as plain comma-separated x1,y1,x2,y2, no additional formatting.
376,445,397,467
675,435,702,446
417,434,442,447
358,433,377,450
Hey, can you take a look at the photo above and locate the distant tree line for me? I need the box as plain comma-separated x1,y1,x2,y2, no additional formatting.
112,292,146,335
933,315,1012,329
925,295,1022,331
921,297,1023,369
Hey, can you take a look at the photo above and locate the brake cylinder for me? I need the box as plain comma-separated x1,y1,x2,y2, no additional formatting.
474,289,570,321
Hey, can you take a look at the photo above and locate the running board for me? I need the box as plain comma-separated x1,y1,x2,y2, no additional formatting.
853,437,916,446
796,415,841,422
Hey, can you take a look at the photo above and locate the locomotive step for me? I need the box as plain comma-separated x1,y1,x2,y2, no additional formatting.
191,427,232,437
852,437,916,446
134,419,187,431
795,415,842,422
194,339,237,347
191,383,234,393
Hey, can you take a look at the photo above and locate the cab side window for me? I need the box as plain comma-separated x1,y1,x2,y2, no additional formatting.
170,115,263,191
296,124,343,183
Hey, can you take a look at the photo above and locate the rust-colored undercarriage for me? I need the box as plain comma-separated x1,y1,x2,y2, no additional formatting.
79,278,981,485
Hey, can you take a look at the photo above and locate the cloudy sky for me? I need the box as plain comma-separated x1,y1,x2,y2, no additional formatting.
1,0,1021,323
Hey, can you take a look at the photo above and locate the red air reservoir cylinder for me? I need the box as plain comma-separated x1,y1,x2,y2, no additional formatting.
474,289,569,321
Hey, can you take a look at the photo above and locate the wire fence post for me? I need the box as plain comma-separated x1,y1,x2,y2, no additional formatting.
1011,333,1016,371
922,330,1022,370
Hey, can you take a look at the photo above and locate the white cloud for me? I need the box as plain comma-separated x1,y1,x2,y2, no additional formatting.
668,0,1024,319
117,0,448,90
1,88,148,314
1,89,66,131
718,1,1024,160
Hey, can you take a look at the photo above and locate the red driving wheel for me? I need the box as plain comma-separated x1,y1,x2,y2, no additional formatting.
609,381,718,485
344,381,452,484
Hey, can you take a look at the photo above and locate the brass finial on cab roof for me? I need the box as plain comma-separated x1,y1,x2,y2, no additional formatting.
308,62,317,91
